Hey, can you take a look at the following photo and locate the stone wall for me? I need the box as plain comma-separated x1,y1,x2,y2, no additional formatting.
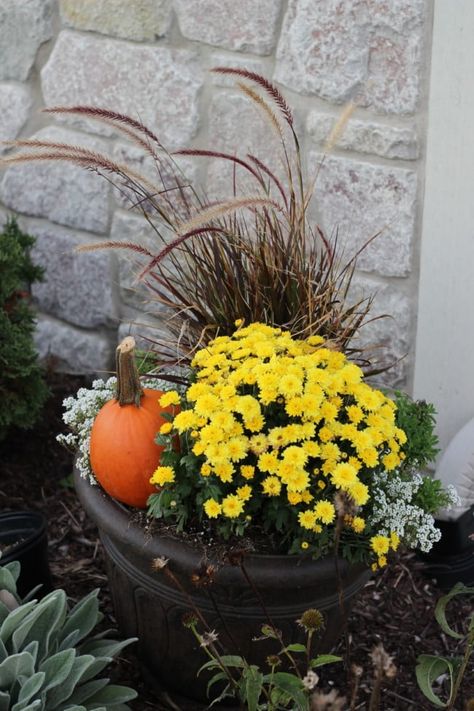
0,0,432,385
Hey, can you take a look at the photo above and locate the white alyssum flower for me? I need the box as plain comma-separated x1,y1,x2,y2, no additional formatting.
368,470,460,553
57,374,183,483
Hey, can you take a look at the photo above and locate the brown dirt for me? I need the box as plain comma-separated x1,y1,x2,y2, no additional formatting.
0,372,472,711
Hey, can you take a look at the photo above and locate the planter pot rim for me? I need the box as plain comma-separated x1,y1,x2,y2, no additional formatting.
74,461,366,582
0,510,47,561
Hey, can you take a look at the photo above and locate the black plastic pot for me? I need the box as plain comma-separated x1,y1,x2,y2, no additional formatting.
74,465,370,706
419,506,474,590
0,511,53,598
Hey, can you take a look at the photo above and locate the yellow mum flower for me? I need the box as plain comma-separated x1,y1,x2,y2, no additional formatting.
262,476,282,496
302,441,321,458
359,447,379,468
150,466,175,486
285,470,310,492
346,405,364,424
370,535,390,555
186,382,208,401
213,460,234,483
258,452,279,474
236,485,252,501
279,373,303,397
159,422,173,435
226,437,248,462
301,541,309,550
320,401,338,421
377,555,387,567
240,465,255,479
285,396,305,417
383,452,400,471
222,494,245,518
298,510,317,529
314,500,336,524
318,426,334,442
194,393,221,416
249,434,267,454
159,390,181,407
352,517,366,533
282,445,308,468
245,414,265,432
287,491,303,505
203,499,222,518
349,481,370,506
173,409,198,433
331,462,358,490
390,532,400,551
320,442,341,462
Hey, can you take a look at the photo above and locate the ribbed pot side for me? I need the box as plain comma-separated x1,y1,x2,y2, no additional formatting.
74,465,370,704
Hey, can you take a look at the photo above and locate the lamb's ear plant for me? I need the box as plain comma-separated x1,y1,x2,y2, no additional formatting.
0,561,137,711
416,583,474,709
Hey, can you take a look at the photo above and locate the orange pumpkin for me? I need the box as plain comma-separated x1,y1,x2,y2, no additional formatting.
89,337,177,508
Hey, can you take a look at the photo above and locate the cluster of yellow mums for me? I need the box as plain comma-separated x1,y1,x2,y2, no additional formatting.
151,322,407,565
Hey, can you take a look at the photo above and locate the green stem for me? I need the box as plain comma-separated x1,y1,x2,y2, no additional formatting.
446,623,474,711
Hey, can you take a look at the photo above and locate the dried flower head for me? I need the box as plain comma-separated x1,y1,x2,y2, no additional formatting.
191,563,216,587
151,556,169,571
311,689,346,711
298,608,325,633
200,630,219,648
303,670,319,690
266,655,281,668
181,612,198,629
370,643,397,678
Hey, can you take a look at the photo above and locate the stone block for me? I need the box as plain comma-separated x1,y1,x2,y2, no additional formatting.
209,54,268,87
206,91,291,200
118,316,168,352
110,210,163,308
0,0,53,81
275,0,426,114
41,31,203,148
0,127,110,233
34,315,114,374
309,153,417,277
30,222,117,328
0,84,33,153
112,141,198,218
349,277,412,386
174,0,283,55
306,112,419,160
60,0,172,41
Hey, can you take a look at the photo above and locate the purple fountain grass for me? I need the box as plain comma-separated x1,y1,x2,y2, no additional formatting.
0,69,387,373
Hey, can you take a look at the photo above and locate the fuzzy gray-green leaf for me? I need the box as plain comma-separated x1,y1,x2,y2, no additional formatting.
0,567,19,597
13,671,45,709
44,655,95,709
40,648,76,692
0,651,35,690
59,590,101,647
82,683,137,706
12,591,67,661
0,601,37,647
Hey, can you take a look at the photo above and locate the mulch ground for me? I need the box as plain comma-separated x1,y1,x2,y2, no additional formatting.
0,372,472,711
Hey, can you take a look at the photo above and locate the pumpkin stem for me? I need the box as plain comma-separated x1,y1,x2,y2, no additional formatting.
115,337,143,407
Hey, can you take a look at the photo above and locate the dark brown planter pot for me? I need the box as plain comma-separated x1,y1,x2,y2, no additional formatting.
74,465,370,706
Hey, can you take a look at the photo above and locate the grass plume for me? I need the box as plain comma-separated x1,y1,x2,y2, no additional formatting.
1,69,386,374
